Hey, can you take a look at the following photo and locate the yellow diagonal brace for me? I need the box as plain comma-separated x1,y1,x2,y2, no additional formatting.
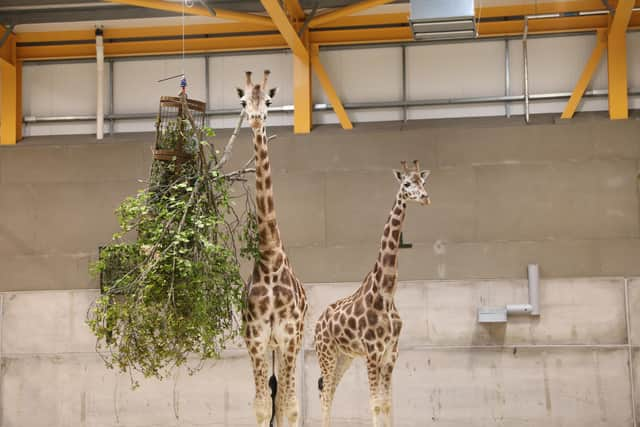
1,58,17,145
608,0,634,119
310,44,353,130
259,0,311,132
561,29,607,119
309,0,395,28
106,0,275,27
609,0,636,39
260,0,308,59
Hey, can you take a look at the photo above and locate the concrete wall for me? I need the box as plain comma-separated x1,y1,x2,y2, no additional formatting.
1,115,639,291
2,277,640,426
20,32,640,136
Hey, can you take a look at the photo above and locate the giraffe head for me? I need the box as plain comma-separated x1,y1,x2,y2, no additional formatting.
236,70,278,129
393,160,431,205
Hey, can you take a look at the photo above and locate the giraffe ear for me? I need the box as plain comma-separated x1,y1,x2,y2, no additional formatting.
393,169,403,182
236,87,245,98
420,170,431,180
268,87,278,99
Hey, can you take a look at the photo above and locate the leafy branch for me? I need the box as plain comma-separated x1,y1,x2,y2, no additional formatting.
87,104,258,385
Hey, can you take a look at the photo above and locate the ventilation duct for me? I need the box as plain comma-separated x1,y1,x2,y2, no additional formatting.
410,0,476,41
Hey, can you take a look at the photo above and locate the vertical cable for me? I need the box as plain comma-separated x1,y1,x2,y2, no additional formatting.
402,45,407,123
505,40,511,118
182,0,185,78
523,16,530,123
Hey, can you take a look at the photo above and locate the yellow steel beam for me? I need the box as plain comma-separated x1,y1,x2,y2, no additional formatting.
310,26,412,45
608,0,634,119
294,30,312,134
18,34,288,60
16,60,22,141
1,58,17,145
609,0,636,38
561,29,607,119
260,0,353,132
17,22,275,43
15,14,409,45
479,13,640,37
106,0,275,27
309,0,396,28
313,12,408,28
477,0,640,18
259,0,308,59
15,11,640,61
478,15,608,37
14,10,640,57
310,44,352,130
259,0,315,133
17,29,94,44
283,0,305,21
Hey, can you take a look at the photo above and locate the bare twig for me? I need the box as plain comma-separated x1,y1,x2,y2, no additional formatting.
213,111,245,171
219,167,256,179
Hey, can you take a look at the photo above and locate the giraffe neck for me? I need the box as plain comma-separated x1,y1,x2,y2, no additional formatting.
373,189,407,295
252,125,282,254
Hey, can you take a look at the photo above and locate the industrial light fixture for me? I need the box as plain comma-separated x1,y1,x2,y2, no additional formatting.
409,0,476,41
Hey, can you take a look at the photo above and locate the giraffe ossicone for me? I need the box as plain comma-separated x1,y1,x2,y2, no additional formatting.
314,160,431,427
239,70,308,427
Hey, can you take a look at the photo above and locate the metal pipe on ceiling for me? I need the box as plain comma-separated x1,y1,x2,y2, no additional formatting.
579,9,610,16
22,88,640,124
402,44,407,122
525,13,561,20
96,28,105,140
504,39,511,118
108,59,115,135
522,16,530,124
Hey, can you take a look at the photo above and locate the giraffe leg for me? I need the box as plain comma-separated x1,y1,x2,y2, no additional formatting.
276,338,301,427
334,353,353,391
377,342,399,427
246,335,271,427
316,340,338,427
366,351,384,427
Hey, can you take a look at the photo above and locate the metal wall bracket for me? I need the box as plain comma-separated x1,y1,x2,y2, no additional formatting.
478,264,541,323
399,232,413,249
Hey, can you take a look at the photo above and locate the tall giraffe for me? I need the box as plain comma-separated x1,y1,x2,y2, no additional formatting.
314,161,431,427
238,70,308,427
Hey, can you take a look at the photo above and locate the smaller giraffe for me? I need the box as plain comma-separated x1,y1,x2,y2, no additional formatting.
314,160,431,427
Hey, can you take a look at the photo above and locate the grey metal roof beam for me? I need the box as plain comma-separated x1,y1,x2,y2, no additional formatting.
1,0,409,25
1,6,176,25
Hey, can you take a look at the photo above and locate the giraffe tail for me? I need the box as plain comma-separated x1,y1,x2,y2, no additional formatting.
318,376,324,391
269,373,278,425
